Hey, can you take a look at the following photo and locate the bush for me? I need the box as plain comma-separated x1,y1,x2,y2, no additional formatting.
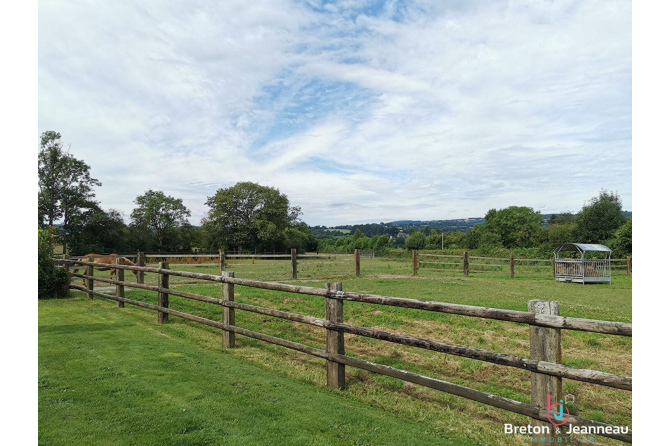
405,232,426,250
611,219,632,258
39,229,70,299
478,232,504,255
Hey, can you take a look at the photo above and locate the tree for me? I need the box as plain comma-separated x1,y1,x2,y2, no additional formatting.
611,218,632,257
467,224,483,250
405,231,426,250
425,229,442,250
548,212,576,226
483,206,544,249
38,228,69,299
176,222,203,253
372,234,390,254
202,182,302,252
443,231,468,250
131,190,191,250
547,222,577,248
575,190,627,243
38,131,102,253
291,222,318,252
69,207,129,254
478,231,504,254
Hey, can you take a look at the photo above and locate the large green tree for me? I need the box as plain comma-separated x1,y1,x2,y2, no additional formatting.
131,190,191,250
38,131,101,253
202,182,302,252
575,190,627,243
483,206,545,249
405,231,427,250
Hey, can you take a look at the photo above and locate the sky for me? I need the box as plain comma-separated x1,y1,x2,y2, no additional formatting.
38,0,632,227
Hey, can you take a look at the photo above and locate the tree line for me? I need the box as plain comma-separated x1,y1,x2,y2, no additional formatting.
38,132,316,255
316,193,632,258
38,130,631,258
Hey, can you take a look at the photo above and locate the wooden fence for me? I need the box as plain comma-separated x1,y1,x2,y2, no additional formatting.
57,258,632,443
66,250,364,282
414,251,632,278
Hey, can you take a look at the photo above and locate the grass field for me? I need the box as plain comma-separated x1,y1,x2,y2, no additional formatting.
52,256,632,445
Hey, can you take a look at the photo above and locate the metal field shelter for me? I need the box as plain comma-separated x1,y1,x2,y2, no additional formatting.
553,243,612,284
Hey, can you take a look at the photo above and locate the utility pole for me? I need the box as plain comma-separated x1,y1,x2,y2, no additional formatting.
442,232,444,250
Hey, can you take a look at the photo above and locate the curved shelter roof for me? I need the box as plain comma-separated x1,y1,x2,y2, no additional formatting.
554,243,612,254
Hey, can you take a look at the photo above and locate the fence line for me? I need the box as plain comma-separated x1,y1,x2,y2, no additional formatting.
416,251,631,278
77,251,365,280
69,260,632,335
65,251,631,279
60,258,632,442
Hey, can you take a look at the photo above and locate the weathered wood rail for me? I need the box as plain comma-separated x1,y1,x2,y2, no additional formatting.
78,251,365,280
415,251,632,278
58,258,632,443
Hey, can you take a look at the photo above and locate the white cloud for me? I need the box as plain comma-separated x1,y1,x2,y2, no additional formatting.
39,0,631,226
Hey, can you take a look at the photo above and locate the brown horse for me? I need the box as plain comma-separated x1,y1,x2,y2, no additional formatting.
71,253,138,284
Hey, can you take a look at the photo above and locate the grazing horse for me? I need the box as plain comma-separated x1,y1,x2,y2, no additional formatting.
71,253,138,285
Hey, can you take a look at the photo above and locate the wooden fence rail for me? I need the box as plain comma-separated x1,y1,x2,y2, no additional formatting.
59,258,632,443
61,252,364,280
118,251,364,279
417,252,631,278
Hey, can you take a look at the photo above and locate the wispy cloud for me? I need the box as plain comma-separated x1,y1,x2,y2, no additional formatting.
39,0,631,225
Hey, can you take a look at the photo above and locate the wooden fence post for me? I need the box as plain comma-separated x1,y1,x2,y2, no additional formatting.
219,250,226,272
62,255,70,286
412,250,418,276
463,251,469,276
510,252,515,279
291,249,297,279
552,257,556,278
326,282,345,389
627,256,631,275
355,249,361,277
86,257,94,299
222,271,235,348
158,261,169,324
528,300,562,435
116,257,125,308
137,251,145,284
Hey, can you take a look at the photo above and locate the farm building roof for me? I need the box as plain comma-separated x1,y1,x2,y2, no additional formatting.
554,243,612,253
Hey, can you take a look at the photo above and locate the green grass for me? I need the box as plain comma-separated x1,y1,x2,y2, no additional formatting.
64,256,632,445
39,297,479,446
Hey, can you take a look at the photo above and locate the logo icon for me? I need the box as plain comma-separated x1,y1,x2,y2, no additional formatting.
547,393,570,426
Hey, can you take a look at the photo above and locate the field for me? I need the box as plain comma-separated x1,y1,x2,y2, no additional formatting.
46,256,632,445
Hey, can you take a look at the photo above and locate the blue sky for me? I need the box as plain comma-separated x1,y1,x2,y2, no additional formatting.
37,0,632,226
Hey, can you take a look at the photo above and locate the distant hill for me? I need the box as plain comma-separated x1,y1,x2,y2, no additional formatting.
310,218,486,238
311,211,631,239
390,218,485,232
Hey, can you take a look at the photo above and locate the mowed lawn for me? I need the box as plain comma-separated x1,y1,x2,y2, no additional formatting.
48,257,632,445
39,296,478,446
